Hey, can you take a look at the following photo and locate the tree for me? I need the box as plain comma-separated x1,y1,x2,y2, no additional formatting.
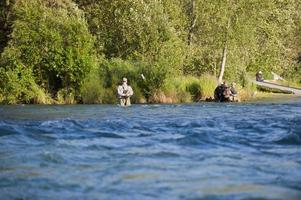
0,0,96,103
181,0,298,83
76,0,187,87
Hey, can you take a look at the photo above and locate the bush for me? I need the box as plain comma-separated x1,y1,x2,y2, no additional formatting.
163,77,191,103
164,76,211,103
56,88,75,104
0,62,41,104
100,58,167,103
31,85,52,104
199,74,218,98
101,58,138,88
164,75,217,102
80,68,104,104
137,63,168,101
99,58,140,103
186,81,202,101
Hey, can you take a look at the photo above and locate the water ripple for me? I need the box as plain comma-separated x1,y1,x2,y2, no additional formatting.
0,101,301,199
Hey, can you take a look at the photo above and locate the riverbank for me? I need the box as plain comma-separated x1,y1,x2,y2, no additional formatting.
246,92,300,102
1,91,298,105
1,70,299,105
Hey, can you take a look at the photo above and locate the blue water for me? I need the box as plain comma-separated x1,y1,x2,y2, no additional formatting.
0,100,301,200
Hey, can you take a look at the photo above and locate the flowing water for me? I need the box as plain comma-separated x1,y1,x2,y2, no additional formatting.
0,99,301,200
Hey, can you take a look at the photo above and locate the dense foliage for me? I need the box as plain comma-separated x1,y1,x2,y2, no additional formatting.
0,0,96,103
0,0,300,104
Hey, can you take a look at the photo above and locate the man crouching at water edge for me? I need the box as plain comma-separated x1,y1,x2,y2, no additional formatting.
214,81,238,102
117,77,134,106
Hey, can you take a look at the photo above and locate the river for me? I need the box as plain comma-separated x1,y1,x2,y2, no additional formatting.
0,99,301,200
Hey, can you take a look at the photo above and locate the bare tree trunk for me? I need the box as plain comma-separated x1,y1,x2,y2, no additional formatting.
218,18,231,83
187,0,196,45
218,46,227,83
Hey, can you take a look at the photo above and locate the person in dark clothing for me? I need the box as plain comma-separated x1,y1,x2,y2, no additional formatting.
256,71,264,82
214,85,221,101
214,81,238,102
214,81,229,102
222,84,232,102
214,85,224,102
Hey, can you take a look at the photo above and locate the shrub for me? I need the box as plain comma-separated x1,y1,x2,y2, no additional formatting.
199,74,218,98
163,75,218,102
80,68,104,104
100,58,167,103
31,85,52,104
164,76,199,103
186,81,202,101
56,88,75,104
137,63,168,101
0,62,41,104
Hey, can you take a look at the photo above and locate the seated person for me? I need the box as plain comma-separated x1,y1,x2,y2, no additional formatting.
214,83,224,102
214,81,230,102
256,71,264,82
214,81,238,102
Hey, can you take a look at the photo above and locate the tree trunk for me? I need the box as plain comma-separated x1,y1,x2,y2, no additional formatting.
218,45,227,83
0,0,13,54
218,18,231,83
187,0,196,45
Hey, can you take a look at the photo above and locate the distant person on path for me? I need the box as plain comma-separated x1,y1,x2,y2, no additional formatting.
117,77,134,106
256,71,264,82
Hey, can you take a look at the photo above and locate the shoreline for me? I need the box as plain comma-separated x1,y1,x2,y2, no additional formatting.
0,92,300,106
243,92,300,103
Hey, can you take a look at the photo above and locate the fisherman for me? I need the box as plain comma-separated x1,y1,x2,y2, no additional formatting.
214,81,237,102
221,81,232,102
214,84,223,102
256,71,264,82
117,77,134,106
214,81,228,102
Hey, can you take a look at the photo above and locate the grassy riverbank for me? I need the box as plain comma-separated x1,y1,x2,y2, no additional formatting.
0,67,298,105
0,73,285,104
246,92,299,102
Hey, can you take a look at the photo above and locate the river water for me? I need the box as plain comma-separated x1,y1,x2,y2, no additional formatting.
0,99,301,200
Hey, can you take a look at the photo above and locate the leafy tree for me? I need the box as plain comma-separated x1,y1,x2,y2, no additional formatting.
76,0,186,68
1,0,301,104
76,0,187,95
181,0,298,83
0,0,96,103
